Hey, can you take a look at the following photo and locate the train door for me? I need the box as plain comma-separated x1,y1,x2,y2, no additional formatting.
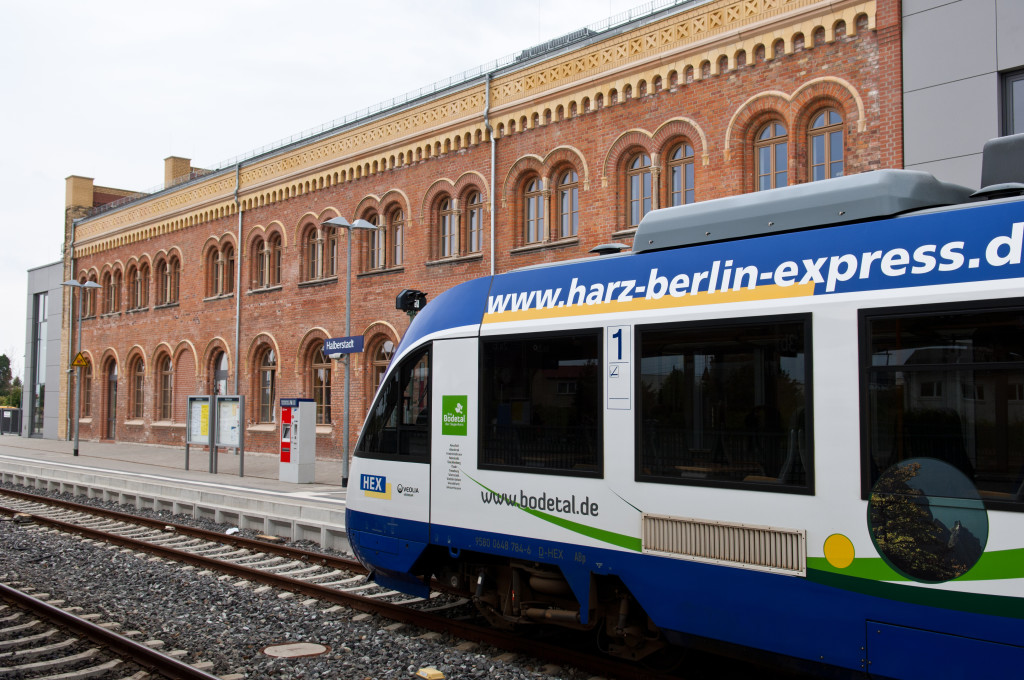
347,344,433,595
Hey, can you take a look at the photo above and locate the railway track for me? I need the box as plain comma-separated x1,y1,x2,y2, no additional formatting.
0,486,690,680
0,580,221,679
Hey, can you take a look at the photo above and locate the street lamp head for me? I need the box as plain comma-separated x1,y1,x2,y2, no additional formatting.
322,216,379,231
62,279,101,289
321,216,352,229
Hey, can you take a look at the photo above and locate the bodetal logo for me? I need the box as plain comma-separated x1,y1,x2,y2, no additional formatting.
442,395,468,436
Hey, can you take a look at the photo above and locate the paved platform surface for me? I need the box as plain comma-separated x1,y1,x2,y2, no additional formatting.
0,435,351,548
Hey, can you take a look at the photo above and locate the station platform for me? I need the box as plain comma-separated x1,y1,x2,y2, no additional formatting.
0,435,350,550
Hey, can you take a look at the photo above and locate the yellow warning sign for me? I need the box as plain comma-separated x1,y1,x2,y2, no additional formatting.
71,352,88,368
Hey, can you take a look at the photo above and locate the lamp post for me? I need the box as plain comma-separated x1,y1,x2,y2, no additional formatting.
62,279,101,457
321,216,379,487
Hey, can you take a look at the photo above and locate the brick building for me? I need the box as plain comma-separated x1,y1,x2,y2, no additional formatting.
59,0,902,459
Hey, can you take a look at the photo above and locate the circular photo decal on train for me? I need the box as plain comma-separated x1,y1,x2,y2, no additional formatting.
868,458,988,583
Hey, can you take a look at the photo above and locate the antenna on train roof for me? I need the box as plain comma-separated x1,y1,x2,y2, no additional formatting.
589,242,630,256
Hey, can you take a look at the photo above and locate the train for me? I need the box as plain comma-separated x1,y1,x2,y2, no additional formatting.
345,134,1024,678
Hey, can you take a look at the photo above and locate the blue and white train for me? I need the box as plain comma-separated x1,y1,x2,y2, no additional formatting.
346,135,1024,678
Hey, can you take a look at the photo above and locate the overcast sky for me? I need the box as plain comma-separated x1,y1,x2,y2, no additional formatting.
1,0,643,380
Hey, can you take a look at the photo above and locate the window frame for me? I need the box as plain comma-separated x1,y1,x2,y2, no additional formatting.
388,208,403,267
466,192,484,253
627,153,652,228
808,109,844,181
355,344,431,463
556,170,579,238
130,357,145,419
667,142,695,207
158,354,173,421
1002,67,1024,136
81,361,92,418
859,298,1024,512
523,178,545,244
311,342,332,425
478,329,604,479
366,212,385,270
258,348,277,424
303,227,321,282
440,197,458,257
755,121,788,191
222,245,234,294
635,313,814,494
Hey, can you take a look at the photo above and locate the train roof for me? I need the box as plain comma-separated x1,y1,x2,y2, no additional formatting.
633,169,974,254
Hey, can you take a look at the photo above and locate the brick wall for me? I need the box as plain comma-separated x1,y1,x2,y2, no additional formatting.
70,13,902,459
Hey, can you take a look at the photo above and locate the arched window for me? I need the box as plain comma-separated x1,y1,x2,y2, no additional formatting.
367,213,384,270
258,348,277,423
158,355,173,421
627,153,652,227
756,121,788,190
809,109,843,180
304,228,321,281
211,351,228,396
324,226,337,277
131,263,149,309
222,246,234,294
389,209,404,267
209,247,222,296
105,360,118,440
80,361,92,418
168,258,180,303
128,267,140,309
156,260,167,302
371,339,395,396
311,343,331,425
252,238,264,288
467,192,483,253
130,357,145,419
668,142,695,206
103,272,115,314
557,170,579,238
440,198,457,257
523,178,545,244
268,235,281,286
81,276,96,318
158,257,180,304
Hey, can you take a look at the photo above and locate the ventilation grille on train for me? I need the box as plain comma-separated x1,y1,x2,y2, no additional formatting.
642,513,806,577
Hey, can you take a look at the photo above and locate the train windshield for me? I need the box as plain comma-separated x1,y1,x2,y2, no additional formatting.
355,345,431,462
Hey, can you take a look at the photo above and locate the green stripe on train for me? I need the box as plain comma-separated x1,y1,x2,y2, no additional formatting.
464,471,642,552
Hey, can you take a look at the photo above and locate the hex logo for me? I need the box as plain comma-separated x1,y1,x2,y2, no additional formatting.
360,474,391,499
442,395,468,436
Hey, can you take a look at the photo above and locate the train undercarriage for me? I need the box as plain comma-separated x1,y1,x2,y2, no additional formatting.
433,552,666,661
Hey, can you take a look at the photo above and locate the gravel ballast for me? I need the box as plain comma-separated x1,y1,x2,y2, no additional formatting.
0,481,587,680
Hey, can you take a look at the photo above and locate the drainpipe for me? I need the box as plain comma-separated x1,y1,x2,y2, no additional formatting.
233,163,242,394
65,218,78,440
485,72,496,276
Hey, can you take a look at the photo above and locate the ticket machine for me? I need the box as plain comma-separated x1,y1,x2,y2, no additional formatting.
280,398,315,483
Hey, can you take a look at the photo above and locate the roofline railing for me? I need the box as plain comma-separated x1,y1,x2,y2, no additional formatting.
85,0,704,220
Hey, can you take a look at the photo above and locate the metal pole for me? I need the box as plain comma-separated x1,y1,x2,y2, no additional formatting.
72,288,82,456
342,230,351,488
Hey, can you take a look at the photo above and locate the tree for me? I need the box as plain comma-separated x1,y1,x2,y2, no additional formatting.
5,377,21,408
0,355,11,398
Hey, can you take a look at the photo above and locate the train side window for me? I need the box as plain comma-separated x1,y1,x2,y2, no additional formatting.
636,315,812,493
480,331,602,477
355,346,430,462
861,301,1024,510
